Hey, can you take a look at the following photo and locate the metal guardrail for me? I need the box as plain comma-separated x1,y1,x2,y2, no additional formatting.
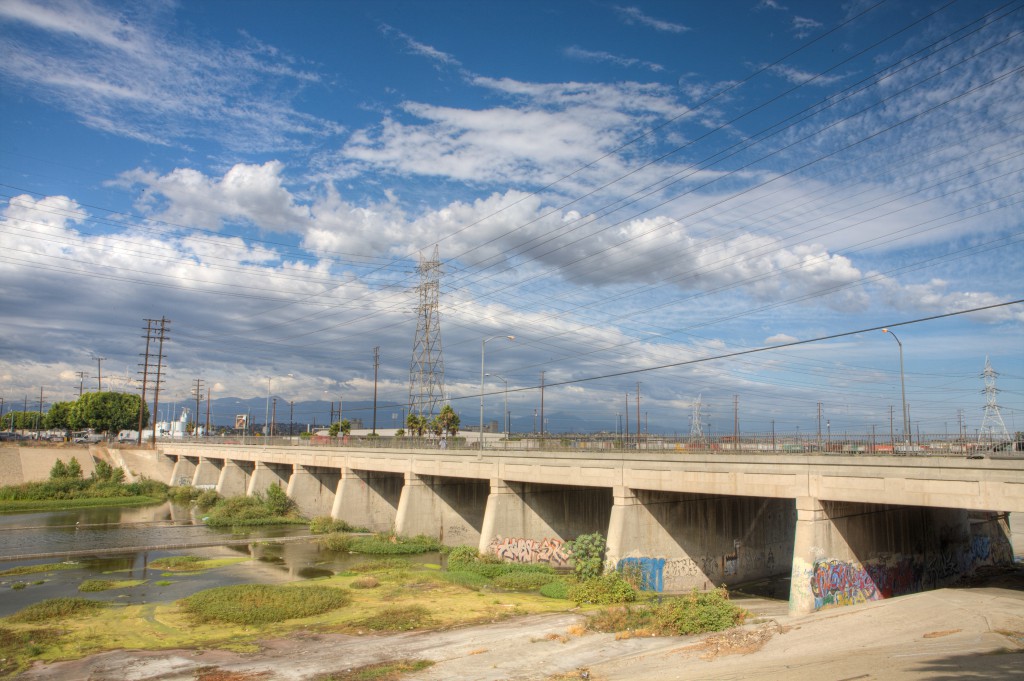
134,432,1022,457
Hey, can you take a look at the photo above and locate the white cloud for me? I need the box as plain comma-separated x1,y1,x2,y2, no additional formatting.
615,6,690,33
792,15,822,39
564,46,664,72
0,0,338,152
380,23,461,67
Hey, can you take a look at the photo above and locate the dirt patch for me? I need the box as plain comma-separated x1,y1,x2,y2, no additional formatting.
675,621,782,660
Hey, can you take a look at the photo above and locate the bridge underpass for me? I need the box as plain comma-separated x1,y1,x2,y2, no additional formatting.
135,444,1021,614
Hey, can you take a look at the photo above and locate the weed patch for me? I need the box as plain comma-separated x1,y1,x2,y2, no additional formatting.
0,562,80,577
587,587,747,636
7,597,108,623
180,584,351,625
351,605,433,632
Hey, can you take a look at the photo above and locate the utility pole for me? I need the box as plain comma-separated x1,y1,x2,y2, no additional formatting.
93,356,106,391
205,386,212,437
192,378,205,437
539,371,545,436
151,318,170,446
37,386,44,435
625,393,629,448
372,346,380,435
289,401,294,436
271,397,277,437
733,394,739,450
630,382,638,446
76,371,88,398
817,402,823,452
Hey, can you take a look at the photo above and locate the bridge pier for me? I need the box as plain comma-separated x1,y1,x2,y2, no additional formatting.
607,488,794,593
249,461,292,496
169,456,198,487
287,464,339,518
479,480,610,568
395,473,488,546
193,457,222,488
217,459,253,497
331,468,402,531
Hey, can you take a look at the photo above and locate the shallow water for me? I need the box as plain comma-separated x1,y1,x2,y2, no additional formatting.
0,503,442,618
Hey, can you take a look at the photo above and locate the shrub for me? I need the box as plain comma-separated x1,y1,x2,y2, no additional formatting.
350,576,380,589
564,532,606,580
348,533,442,555
179,584,350,625
446,545,480,569
567,572,637,605
586,588,747,636
8,598,107,623
310,517,363,534
539,580,571,599
318,532,354,552
264,484,294,516
195,490,220,509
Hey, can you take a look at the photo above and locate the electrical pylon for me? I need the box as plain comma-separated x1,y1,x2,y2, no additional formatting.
408,246,446,421
689,394,704,443
978,355,1010,443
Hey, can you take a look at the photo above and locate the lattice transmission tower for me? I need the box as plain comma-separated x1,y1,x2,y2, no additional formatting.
408,246,446,421
978,355,1010,443
689,394,704,443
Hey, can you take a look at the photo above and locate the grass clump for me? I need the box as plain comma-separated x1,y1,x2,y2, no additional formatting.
321,659,434,680
348,558,413,574
493,572,564,591
349,533,442,555
352,605,433,632
201,487,305,528
0,562,80,577
78,578,144,592
567,572,638,605
446,545,557,580
349,576,380,589
318,532,354,552
587,587,748,636
7,597,107,623
179,584,350,625
310,516,366,534
539,580,571,600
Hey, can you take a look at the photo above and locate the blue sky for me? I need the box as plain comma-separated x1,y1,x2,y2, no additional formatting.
1,0,1021,437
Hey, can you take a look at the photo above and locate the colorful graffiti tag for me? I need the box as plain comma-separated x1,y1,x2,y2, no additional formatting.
487,536,571,567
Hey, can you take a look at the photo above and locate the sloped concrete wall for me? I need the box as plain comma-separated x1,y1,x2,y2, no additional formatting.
0,447,96,484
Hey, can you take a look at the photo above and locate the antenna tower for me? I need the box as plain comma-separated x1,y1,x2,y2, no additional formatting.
689,394,704,443
408,246,446,421
978,355,1010,443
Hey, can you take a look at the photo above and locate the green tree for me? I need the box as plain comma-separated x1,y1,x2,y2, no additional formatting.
406,413,427,438
436,404,460,437
44,401,76,430
91,459,125,483
70,392,149,435
2,410,39,430
50,456,83,480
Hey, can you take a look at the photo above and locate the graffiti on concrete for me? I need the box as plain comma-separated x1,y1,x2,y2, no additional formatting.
617,557,665,592
487,536,570,567
809,560,881,609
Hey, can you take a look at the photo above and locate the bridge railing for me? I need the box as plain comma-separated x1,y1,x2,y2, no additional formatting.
156,432,1020,457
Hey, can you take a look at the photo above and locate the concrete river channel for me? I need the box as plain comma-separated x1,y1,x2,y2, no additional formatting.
0,501,442,618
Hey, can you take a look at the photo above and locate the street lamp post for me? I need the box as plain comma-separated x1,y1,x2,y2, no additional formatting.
480,335,514,451
882,328,910,451
265,374,293,442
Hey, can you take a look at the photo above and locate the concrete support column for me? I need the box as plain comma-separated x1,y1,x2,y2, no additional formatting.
193,457,221,487
479,479,570,567
287,464,336,519
331,468,399,532
790,496,832,615
217,459,250,497
248,461,289,496
395,473,481,546
169,456,197,487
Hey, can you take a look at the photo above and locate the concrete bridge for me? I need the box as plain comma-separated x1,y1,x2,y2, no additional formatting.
122,443,1022,614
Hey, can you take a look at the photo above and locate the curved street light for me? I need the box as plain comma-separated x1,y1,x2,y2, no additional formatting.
481,335,514,451
882,329,910,451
